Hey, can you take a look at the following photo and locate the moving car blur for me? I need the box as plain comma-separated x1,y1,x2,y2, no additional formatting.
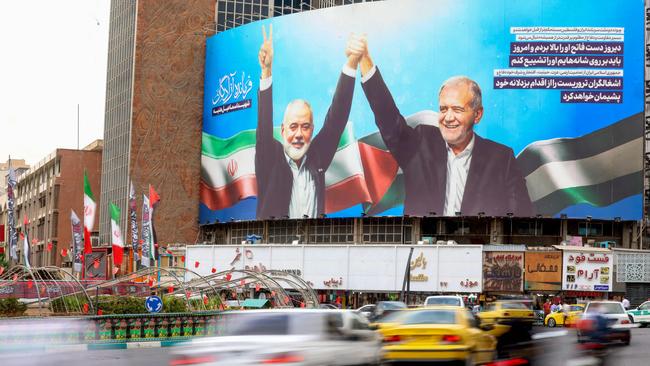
170,309,383,366
577,301,633,346
544,304,585,327
379,306,497,365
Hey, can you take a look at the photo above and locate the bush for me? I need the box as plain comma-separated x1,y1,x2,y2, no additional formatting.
163,296,187,313
0,298,27,317
49,294,89,314
98,296,147,314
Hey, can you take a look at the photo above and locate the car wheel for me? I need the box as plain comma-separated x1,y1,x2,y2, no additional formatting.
641,323,648,328
624,331,630,346
548,318,556,327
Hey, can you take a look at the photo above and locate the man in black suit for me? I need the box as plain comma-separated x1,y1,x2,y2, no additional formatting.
358,40,534,217
255,26,365,219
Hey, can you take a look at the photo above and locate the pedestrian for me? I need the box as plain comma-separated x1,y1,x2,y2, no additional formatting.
550,302,558,313
543,299,551,316
622,297,630,310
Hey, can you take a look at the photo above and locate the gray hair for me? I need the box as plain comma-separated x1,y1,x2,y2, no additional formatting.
282,99,313,125
439,76,483,110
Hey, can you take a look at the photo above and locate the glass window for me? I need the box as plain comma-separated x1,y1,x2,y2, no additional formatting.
586,302,624,314
401,310,457,325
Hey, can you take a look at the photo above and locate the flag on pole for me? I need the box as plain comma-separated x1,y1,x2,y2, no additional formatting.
141,195,153,267
83,171,96,254
70,210,84,273
110,203,124,271
7,160,18,262
22,216,30,268
148,184,160,258
129,182,139,260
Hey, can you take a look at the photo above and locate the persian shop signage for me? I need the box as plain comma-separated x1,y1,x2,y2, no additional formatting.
524,251,562,291
483,252,524,292
562,251,612,292
409,252,429,282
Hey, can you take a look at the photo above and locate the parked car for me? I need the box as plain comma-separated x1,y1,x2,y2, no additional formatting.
578,301,632,346
627,300,650,327
478,300,535,329
545,304,585,327
170,309,383,366
380,306,497,365
355,304,376,319
424,295,466,308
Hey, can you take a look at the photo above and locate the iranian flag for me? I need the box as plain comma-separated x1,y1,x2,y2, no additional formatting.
200,113,437,216
110,202,124,270
21,216,30,269
83,171,96,254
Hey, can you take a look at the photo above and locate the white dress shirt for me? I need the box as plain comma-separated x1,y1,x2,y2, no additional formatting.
443,136,475,216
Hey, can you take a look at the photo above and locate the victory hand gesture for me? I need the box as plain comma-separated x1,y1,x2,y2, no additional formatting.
259,24,273,78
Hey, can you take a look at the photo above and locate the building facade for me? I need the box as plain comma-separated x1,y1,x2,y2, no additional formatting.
8,143,102,268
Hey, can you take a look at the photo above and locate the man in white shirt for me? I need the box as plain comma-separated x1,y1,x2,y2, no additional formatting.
622,297,630,310
255,26,364,219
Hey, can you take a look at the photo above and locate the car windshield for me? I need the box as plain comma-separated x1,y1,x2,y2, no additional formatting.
586,303,625,314
401,310,456,325
379,301,407,310
571,306,584,312
501,302,531,310
426,297,460,306
375,310,407,323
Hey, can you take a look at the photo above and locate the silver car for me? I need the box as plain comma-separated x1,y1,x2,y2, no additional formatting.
170,309,383,365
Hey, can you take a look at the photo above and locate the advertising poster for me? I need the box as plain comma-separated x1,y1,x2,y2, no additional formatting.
483,251,524,292
524,251,562,291
200,0,643,223
562,249,612,291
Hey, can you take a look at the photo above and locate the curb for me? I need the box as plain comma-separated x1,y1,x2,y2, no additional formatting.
1,339,194,353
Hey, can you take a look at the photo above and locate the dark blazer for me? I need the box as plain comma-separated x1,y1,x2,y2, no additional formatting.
255,73,355,219
361,68,534,217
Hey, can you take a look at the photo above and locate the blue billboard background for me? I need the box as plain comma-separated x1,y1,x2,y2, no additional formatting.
200,0,644,223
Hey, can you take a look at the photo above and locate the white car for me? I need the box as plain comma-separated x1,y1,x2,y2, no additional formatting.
424,295,465,307
627,300,650,327
170,309,383,365
578,301,632,345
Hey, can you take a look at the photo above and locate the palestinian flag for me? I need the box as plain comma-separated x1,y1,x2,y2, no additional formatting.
83,171,96,254
517,113,643,216
110,202,124,270
149,184,160,258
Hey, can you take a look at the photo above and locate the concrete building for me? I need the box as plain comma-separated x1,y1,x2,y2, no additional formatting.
9,142,102,267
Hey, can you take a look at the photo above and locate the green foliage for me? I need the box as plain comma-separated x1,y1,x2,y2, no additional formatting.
0,254,9,270
49,294,89,314
98,296,147,315
0,298,27,316
163,296,188,313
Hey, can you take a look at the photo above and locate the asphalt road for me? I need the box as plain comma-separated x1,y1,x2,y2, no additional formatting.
3,327,650,366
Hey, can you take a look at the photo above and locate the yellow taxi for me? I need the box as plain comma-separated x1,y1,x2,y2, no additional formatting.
369,309,407,331
380,306,497,365
544,304,585,327
477,300,536,330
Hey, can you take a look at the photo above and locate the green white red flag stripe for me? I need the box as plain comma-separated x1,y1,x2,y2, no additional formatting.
110,202,124,269
83,171,96,254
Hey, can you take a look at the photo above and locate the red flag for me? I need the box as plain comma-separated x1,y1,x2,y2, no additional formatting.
239,279,246,286
194,261,200,268
47,242,53,251
23,215,28,226
61,248,68,257
83,303,89,314
168,285,174,294
0,267,3,276
300,302,305,308
211,267,217,274
255,283,261,292
27,280,33,289
203,296,209,305
225,273,232,281
97,309,103,316
149,185,160,207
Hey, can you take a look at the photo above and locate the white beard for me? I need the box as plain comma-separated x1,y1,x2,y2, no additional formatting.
284,141,310,162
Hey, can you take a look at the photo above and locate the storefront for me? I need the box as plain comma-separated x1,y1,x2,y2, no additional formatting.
524,249,563,309
185,244,483,307
555,245,612,302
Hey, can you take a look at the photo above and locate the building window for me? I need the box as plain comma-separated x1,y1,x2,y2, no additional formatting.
308,218,354,243
229,221,264,244
268,220,300,243
579,222,603,236
362,217,411,244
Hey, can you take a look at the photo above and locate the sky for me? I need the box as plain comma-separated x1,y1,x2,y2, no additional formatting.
0,0,110,166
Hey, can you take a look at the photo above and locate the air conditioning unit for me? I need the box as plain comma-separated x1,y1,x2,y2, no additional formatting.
421,236,435,244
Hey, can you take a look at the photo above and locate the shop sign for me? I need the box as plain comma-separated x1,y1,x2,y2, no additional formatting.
524,251,562,291
562,251,612,292
483,252,524,292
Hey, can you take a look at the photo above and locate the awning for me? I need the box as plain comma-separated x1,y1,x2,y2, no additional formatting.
242,299,270,308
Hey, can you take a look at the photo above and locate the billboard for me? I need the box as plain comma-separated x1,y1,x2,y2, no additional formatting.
524,251,562,291
562,249,612,292
185,244,482,292
483,251,524,292
200,0,644,223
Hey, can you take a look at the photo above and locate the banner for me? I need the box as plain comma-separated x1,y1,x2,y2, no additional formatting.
141,195,153,267
483,251,524,292
524,251,562,291
129,182,139,260
7,165,17,261
200,0,643,223
70,210,84,273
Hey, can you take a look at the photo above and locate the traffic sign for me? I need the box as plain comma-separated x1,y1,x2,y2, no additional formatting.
145,295,163,313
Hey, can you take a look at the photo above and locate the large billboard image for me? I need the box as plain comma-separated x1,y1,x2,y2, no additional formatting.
200,0,643,223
